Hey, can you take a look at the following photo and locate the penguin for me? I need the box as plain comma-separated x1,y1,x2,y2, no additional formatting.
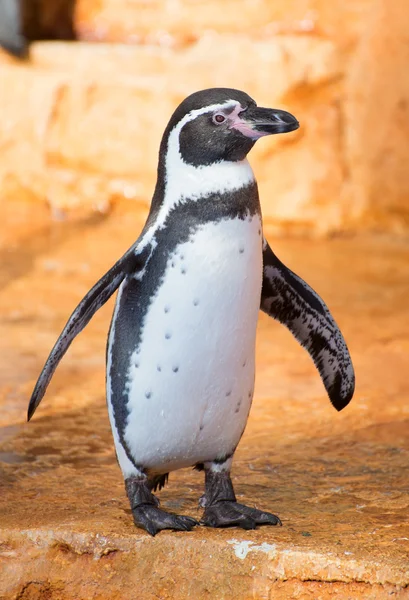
0,0,26,57
27,88,355,536
0,0,76,58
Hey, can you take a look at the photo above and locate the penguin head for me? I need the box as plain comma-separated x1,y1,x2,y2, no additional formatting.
163,88,299,167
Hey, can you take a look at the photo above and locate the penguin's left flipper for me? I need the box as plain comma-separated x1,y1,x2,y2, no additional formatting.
27,246,145,421
261,239,355,411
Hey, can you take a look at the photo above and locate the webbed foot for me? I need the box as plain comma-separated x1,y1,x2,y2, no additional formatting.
200,458,281,530
202,501,281,529
125,475,199,536
132,505,199,536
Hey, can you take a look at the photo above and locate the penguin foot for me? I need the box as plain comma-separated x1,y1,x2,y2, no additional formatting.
201,501,281,529
200,462,281,530
125,475,199,536
132,505,199,536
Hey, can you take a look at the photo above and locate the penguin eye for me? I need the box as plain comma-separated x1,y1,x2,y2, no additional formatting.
213,113,226,125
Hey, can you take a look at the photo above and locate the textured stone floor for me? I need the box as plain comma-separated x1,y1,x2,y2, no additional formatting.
0,199,408,599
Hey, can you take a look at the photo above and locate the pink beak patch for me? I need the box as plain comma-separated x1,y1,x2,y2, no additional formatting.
228,104,266,140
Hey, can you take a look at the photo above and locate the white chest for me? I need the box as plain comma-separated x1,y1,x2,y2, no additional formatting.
117,215,263,473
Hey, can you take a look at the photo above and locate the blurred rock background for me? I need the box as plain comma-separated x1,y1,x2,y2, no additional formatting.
0,0,408,236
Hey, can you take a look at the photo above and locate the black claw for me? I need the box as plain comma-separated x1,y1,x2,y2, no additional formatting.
234,502,282,526
145,520,159,537
233,514,257,530
177,515,200,530
201,501,281,530
132,505,199,536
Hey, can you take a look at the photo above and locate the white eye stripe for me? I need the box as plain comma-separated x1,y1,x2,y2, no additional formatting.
181,100,240,127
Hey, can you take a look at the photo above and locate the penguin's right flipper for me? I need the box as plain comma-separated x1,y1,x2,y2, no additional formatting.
27,247,145,421
260,239,355,411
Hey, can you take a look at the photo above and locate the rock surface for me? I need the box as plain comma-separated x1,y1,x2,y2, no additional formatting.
0,36,343,234
344,0,409,233
74,0,370,47
1,0,409,235
0,199,408,599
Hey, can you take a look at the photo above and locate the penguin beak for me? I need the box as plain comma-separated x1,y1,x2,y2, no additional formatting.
230,106,299,140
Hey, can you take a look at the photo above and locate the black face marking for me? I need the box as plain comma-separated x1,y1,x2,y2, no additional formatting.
261,239,355,411
108,183,261,465
179,113,255,166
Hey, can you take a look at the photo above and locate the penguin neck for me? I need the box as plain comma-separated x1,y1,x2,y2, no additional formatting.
149,125,256,223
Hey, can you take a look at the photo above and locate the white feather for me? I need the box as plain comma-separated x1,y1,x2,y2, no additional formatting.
122,215,263,474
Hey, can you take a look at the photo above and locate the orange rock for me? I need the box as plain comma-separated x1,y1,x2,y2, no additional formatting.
344,0,409,233
74,0,371,49
1,0,409,235
0,200,409,598
0,36,345,233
